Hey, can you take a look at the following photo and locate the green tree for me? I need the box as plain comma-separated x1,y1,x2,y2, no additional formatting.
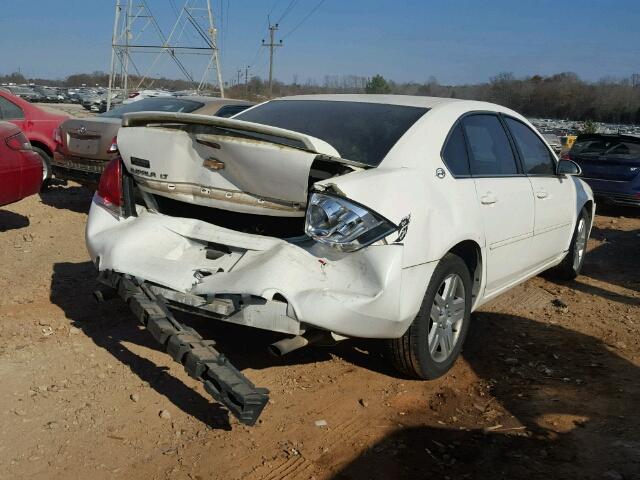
580,119,597,134
365,74,391,94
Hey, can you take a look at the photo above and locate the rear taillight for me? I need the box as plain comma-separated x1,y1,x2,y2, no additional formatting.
128,92,139,99
96,157,123,215
53,127,63,146
5,132,31,151
107,136,118,154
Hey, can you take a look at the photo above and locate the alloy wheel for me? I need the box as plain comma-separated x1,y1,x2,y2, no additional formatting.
428,273,466,363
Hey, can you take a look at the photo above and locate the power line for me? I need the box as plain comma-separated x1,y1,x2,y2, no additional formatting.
282,0,326,40
276,0,300,24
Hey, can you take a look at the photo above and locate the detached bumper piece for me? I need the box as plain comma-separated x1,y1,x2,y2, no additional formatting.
97,270,269,426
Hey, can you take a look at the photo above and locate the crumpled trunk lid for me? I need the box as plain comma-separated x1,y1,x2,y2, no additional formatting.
117,112,348,217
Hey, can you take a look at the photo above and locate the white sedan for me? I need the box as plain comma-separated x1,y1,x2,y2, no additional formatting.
86,94,594,381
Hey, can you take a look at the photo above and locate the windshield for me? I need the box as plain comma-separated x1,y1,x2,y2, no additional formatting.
100,97,204,119
235,100,428,166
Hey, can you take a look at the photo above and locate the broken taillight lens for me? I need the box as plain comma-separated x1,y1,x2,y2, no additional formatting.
96,157,123,215
305,192,398,252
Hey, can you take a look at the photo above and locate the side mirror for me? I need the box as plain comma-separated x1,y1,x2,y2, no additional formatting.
557,159,581,176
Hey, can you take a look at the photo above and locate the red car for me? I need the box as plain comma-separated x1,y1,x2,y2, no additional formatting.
0,89,68,188
0,121,42,206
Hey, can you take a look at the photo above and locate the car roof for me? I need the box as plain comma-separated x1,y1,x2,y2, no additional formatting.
276,94,462,109
177,95,253,105
187,97,254,115
576,133,640,142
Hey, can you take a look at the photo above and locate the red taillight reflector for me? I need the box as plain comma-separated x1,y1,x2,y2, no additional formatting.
97,157,123,208
53,127,63,145
5,132,31,151
107,136,118,154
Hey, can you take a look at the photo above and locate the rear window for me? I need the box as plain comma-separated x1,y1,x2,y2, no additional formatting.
235,100,428,166
100,97,204,119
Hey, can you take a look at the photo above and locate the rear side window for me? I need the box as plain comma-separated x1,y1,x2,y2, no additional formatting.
573,137,640,160
0,97,24,120
505,117,556,175
462,114,518,176
441,123,470,176
214,104,251,118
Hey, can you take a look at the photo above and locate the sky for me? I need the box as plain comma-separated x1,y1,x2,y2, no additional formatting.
0,0,639,86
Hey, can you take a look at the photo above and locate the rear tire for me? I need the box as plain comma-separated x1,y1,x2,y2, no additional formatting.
549,207,590,280
387,253,472,380
32,146,52,191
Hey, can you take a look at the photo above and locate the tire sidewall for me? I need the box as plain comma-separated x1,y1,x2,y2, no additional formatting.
567,208,590,276
412,254,472,379
31,147,52,188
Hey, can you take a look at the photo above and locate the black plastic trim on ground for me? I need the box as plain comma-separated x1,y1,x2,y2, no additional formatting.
97,270,269,426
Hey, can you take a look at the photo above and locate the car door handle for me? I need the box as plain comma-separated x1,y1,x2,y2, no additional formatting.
536,190,548,199
480,192,497,205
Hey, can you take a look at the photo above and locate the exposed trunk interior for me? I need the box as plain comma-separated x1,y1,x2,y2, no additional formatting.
149,193,306,239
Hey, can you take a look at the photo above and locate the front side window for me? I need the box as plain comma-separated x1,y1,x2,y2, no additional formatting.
441,123,470,176
462,114,518,176
0,97,24,120
505,117,556,175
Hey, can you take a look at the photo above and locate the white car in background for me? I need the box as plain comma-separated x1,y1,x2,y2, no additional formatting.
122,89,172,104
86,95,594,383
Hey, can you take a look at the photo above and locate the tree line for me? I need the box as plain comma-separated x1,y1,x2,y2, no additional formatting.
3,70,639,124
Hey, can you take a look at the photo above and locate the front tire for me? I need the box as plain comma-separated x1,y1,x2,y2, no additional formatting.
32,146,52,191
387,253,472,380
549,207,590,280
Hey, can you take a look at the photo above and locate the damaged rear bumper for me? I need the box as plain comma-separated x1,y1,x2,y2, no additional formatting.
87,198,434,339
98,271,269,425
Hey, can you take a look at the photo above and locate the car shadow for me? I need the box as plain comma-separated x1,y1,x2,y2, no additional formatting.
331,311,640,479
39,184,93,214
546,225,640,298
595,202,640,219
49,261,392,427
0,209,30,232
50,261,232,430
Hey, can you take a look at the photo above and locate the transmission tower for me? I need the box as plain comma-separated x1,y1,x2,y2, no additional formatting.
106,0,225,111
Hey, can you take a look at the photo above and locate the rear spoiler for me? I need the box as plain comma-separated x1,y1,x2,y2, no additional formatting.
120,111,372,170
123,111,319,152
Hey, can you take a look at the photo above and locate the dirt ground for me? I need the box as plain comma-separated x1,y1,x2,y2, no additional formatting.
0,104,639,480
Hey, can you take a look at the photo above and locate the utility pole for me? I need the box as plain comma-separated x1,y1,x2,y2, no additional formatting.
244,65,250,95
262,23,283,98
237,69,242,87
